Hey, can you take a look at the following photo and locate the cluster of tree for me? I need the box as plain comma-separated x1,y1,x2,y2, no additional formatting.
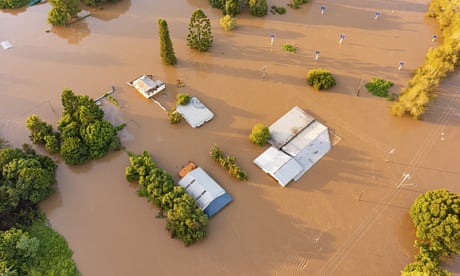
401,189,460,275
365,77,394,99
391,0,460,119
287,0,308,9
306,68,337,91
210,0,268,17
48,0,122,26
210,145,248,181
125,151,208,246
249,123,270,146
0,0,27,9
26,89,124,165
0,142,77,275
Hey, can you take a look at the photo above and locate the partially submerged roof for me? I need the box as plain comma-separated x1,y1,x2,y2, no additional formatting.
254,106,331,187
268,106,315,148
128,75,166,99
176,97,214,128
253,147,303,187
178,167,232,217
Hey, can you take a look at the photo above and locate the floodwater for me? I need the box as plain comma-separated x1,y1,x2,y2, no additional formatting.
1,0,460,275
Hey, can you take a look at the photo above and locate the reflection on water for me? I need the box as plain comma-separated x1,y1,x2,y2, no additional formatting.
88,0,131,21
51,21,91,44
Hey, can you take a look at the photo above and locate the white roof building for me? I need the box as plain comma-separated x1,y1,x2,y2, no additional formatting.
253,106,331,187
176,97,214,128
127,75,166,99
178,167,232,217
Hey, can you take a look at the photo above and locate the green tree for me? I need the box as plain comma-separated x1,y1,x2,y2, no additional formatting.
137,168,174,209
59,137,89,165
220,15,237,32
307,68,336,90
224,0,240,16
409,189,460,256
125,151,157,183
248,0,268,17
209,0,225,9
158,18,177,65
47,0,80,26
249,123,270,146
83,0,121,7
0,0,28,9
187,9,213,52
166,193,208,246
176,94,191,105
401,242,451,276
365,77,394,98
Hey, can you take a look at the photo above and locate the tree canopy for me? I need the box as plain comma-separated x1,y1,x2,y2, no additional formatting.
187,9,213,52
249,123,270,146
126,151,208,246
26,89,124,166
158,18,177,65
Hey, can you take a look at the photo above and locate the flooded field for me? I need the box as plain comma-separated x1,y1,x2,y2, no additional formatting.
1,0,459,275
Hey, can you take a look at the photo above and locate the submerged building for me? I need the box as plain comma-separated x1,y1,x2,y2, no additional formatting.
253,106,332,187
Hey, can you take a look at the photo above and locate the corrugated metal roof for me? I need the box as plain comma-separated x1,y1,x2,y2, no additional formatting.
178,167,232,217
253,147,303,186
268,106,315,148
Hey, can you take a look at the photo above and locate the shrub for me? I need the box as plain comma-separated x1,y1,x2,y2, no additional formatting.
167,109,182,124
220,15,237,31
306,68,336,90
47,0,80,26
249,123,270,146
176,94,191,105
0,0,28,8
282,44,297,53
288,0,308,9
210,145,248,180
249,0,268,17
270,5,286,14
365,77,394,97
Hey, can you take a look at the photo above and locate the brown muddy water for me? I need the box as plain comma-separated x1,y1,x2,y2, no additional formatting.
1,0,460,275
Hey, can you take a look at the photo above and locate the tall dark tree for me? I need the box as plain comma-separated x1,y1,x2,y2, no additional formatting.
158,18,177,65
187,9,213,52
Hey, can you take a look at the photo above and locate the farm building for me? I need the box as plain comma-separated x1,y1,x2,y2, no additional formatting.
253,106,331,187
176,97,214,128
178,167,232,217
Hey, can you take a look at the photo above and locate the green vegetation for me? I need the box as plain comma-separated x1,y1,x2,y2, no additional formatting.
365,77,394,99
391,0,460,119
220,15,237,32
270,5,286,15
210,145,248,181
0,143,77,275
223,0,240,16
158,18,177,66
401,189,460,275
249,123,270,146
176,93,191,106
83,0,121,7
187,9,213,52
287,0,308,9
306,68,336,90
105,95,121,108
0,145,56,230
282,43,297,53
249,0,268,17
125,151,208,246
0,0,28,9
167,109,182,124
48,0,81,26
26,89,124,165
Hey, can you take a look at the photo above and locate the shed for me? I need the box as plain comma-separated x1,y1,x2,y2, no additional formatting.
254,106,331,186
176,97,214,128
253,147,303,187
178,167,232,217
268,106,315,148
127,75,166,99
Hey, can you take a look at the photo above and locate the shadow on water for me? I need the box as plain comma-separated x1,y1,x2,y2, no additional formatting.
51,21,91,45
86,0,132,21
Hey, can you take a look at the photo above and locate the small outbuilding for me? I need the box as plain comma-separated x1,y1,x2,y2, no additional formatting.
253,106,332,187
176,97,214,128
127,75,166,99
178,167,232,217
